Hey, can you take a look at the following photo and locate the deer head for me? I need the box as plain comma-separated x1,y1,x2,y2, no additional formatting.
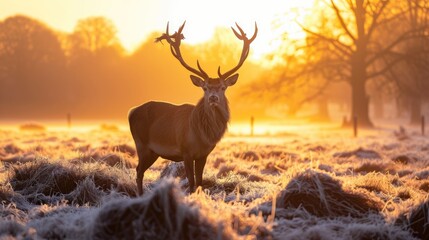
155,22,258,108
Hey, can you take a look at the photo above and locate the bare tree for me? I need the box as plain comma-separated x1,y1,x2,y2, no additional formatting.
297,0,427,127
384,0,429,124
240,14,346,121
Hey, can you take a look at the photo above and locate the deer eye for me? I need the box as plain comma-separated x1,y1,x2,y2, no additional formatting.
203,87,208,91
221,86,226,91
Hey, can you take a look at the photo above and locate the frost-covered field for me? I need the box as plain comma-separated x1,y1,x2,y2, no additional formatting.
1,125,429,239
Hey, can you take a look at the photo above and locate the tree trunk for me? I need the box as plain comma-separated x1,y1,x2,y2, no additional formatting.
350,79,373,128
348,0,373,128
348,50,374,128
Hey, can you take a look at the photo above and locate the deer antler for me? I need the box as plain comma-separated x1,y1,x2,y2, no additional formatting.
156,22,209,79
218,23,258,79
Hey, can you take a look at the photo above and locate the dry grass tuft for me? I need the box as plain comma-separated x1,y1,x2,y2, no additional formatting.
0,221,26,238
2,144,22,155
352,172,397,196
406,198,429,239
109,144,136,156
0,204,27,224
91,179,232,240
235,151,260,161
212,157,226,168
333,147,382,159
9,159,136,204
392,155,415,165
273,214,414,240
414,169,429,180
217,165,236,178
98,153,135,168
277,170,382,218
398,169,414,178
11,161,81,201
65,177,105,205
419,181,429,192
318,164,334,173
79,164,136,197
160,162,186,179
307,145,326,152
0,185,28,211
0,185,16,204
262,162,285,175
247,174,266,182
354,162,395,174
71,147,135,168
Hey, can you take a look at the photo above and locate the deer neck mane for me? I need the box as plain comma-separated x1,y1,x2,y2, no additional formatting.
190,98,229,146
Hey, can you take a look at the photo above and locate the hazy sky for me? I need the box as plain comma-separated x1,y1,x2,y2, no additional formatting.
0,0,314,57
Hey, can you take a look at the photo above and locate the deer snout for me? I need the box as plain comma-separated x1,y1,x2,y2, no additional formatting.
209,95,219,103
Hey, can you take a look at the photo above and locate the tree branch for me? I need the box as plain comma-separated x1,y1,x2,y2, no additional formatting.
298,22,353,56
367,52,408,79
330,0,357,42
366,0,389,40
366,26,428,66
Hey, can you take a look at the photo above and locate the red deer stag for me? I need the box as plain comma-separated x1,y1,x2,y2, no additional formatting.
129,22,257,195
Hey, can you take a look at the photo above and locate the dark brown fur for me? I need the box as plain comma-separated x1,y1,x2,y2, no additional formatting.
129,98,229,195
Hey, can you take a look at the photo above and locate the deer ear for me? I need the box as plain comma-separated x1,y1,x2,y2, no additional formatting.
190,75,204,87
225,74,239,86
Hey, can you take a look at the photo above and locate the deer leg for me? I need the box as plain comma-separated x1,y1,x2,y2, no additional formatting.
184,158,195,193
136,145,158,196
195,157,207,189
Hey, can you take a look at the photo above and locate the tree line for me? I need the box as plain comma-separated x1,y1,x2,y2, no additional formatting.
3,1,429,127
0,15,260,121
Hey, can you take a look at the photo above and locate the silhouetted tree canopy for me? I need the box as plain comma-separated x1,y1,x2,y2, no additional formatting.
0,15,66,118
69,17,122,56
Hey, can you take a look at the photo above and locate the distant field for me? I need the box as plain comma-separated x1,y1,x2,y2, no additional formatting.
1,125,428,239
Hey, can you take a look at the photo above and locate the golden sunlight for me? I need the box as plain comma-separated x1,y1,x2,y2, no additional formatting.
2,1,429,238
0,0,315,62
